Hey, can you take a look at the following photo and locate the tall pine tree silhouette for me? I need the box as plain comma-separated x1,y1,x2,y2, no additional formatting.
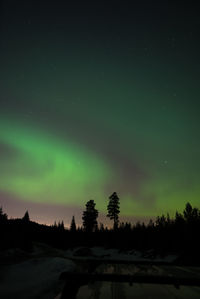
107,192,120,230
82,200,98,232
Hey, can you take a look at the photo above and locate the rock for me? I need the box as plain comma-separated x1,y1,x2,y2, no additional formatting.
73,247,93,257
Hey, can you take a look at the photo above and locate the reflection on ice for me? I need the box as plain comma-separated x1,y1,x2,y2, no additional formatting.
77,282,200,299
75,263,200,299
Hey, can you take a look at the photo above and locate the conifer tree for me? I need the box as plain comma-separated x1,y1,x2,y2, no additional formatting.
183,202,193,222
57,220,65,230
82,200,98,232
107,192,120,230
0,206,7,223
70,215,76,232
22,210,30,223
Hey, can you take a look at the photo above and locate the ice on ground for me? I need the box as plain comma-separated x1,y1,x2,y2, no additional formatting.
76,282,200,299
0,257,76,299
65,246,177,263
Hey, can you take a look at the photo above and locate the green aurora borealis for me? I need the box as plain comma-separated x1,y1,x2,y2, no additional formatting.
0,1,200,226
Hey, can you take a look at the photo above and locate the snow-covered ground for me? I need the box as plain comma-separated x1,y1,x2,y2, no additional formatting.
0,255,76,299
64,246,178,263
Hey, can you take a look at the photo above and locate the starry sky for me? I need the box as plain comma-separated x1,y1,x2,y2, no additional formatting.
0,1,200,226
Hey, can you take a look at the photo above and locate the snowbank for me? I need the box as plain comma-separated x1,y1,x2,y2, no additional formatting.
0,257,76,299
65,246,177,263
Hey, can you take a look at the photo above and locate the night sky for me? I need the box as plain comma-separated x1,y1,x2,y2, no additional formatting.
0,1,200,226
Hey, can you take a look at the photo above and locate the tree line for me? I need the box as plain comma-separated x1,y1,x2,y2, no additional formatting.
1,194,200,265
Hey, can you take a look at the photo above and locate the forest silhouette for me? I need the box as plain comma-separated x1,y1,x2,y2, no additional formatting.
1,194,200,266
